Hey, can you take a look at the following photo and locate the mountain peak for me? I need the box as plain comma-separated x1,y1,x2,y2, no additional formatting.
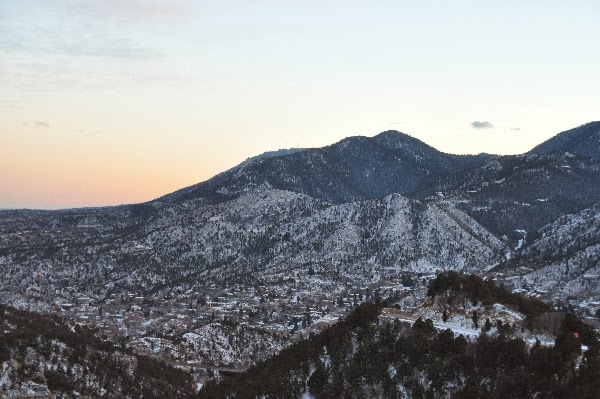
373,130,432,149
528,121,600,160
329,131,432,153
374,129,406,138
158,129,491,205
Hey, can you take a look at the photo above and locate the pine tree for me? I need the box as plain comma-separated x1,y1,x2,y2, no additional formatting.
484,318,491,332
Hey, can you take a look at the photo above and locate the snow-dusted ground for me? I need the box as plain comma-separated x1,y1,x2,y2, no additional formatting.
383,294,559,348
132,322,289,367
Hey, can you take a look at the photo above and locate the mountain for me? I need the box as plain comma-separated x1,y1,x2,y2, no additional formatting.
4,124,600,309
199,273,600,399
0,190,505,305
232,148,307,170
529,121,600,160
414,152,600,238
497,203,600,300
157,131,492,205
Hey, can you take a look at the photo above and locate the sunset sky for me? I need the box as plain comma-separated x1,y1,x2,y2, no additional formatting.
1,1,599,209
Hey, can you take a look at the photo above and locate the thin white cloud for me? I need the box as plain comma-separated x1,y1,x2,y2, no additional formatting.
75,0,192,21
77,128,100,135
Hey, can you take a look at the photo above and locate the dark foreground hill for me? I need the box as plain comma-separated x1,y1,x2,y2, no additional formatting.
0,304,196,398
200,273,600,399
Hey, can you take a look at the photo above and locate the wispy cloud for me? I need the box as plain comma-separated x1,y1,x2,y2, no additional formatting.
57,37,161,60
471,121,494,129
75,0,191,21
0,101,18,109
0,2,197,95
0,1,167,60
77,128,100,135
35,121,50,128
1,25,161,60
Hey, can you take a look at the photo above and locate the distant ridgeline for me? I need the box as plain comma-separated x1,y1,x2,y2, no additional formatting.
200,273,600,399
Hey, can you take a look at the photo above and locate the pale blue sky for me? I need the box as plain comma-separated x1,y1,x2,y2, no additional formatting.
1,1,599,208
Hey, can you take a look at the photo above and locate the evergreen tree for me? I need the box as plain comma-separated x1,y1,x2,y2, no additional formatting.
484,318,492,332
472,310,479,329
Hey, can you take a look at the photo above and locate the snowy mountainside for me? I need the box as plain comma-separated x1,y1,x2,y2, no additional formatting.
4,124,600,305
0,190,506,302
157,148,306,203
498,203,600,299
415,152,600,238
132,322,289,367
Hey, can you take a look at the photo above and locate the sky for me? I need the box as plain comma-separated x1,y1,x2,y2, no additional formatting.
1,1,599,209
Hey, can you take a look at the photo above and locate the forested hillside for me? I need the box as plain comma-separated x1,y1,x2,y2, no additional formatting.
0,305,196,398
200,273,600,399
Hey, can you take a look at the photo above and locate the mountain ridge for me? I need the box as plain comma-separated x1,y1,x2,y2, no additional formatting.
156,130,493,206
414,151,600,237
528,121,600,160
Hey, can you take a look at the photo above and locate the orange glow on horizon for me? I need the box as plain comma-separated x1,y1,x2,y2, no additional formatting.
0,124,228,209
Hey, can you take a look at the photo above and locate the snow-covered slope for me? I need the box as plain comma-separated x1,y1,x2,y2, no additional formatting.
0,190,506,301
498,203,600,298
415,152,600,238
